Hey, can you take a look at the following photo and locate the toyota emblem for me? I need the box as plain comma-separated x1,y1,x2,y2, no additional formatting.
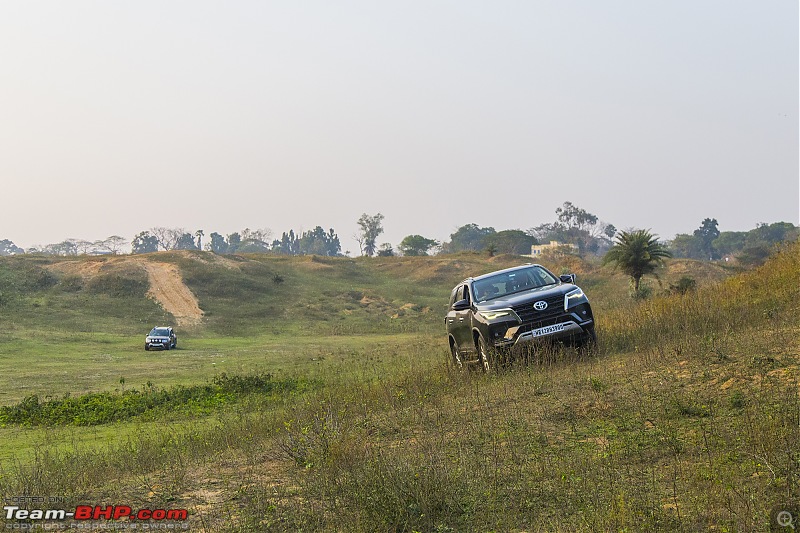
533,301,548,311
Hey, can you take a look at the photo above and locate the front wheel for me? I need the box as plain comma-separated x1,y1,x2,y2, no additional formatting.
477,335,496,372
450,341,464,370
578,326,598,355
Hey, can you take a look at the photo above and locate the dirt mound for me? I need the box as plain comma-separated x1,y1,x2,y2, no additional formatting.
138,261,204,326
192,253,243,270
46,256,205,326
46,259,106,278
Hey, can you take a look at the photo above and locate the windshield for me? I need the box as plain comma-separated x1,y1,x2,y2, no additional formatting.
150,328,171,336
472,266,559,303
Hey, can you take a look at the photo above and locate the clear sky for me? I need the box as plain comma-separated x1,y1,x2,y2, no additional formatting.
1,1,797,254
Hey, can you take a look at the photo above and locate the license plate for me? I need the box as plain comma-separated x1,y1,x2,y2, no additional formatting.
530,323,566,338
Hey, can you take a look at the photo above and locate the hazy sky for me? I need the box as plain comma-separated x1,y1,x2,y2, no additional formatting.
1,1,797,254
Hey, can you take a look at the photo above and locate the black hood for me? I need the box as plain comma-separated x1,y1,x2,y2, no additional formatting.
475,283,576,311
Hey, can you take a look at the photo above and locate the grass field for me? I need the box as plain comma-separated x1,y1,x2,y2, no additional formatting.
0,245,796,531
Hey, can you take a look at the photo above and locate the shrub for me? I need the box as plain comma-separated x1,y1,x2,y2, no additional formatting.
0,373,313,426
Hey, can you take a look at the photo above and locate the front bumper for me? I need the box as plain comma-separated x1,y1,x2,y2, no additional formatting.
512,320,590,345
145,339,171,349
487,311,594,348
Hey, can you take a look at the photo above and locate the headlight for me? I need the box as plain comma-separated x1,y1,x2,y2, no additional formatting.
564,288,587,309
477,309,519,322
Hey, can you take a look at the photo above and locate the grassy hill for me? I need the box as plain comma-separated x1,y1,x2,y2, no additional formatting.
0,245,794,531
0,249,735,336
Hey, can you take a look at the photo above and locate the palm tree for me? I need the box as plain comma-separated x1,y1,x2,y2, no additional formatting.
603,229,672,294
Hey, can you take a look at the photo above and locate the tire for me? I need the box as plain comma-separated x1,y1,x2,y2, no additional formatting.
477,335,495,372
450,341,465,370
578,326,598,355
144,344,150,351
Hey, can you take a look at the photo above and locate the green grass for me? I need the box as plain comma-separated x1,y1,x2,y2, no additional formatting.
0,246,794,531
0,372,312,427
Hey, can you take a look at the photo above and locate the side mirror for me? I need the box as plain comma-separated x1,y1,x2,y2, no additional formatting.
452,299,470,311
560,274,576,284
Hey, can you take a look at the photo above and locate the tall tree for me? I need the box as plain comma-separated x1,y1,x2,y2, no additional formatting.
556,201,598,232
235,228,272,253
195,230,204,250
447,224,496,252
132,232,159,254
226,232,242,253
530,202,615,254
208,232,228,254
398,235,439,256
149,227,184,251
603,229,672,294
356,213,385,257
298,226,341,256
41,240,78,256
273,230,299,255
175,233,199,250
0,239,24,256
103,236,127,254
693,218,720,259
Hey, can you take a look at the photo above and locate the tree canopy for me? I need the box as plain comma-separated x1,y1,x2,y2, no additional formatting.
356,213,385,257
670,220,798,262
398,235,439,256
131,232,159,254
482,230,536,255
0,239,24,256
529,201,615,254
446,224,496,252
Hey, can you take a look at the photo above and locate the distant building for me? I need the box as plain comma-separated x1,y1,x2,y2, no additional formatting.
529,241,578,256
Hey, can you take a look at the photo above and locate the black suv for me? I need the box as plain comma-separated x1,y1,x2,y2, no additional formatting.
145,326,177,351
446,264,595,370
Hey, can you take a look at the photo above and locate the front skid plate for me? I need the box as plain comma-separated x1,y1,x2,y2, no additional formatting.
513,321,585,345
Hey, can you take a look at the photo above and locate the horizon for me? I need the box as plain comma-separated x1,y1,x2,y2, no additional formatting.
5,214,797,255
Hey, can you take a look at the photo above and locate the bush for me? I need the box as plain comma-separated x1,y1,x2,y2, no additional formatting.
58,274,84,292
0,373,313,426
668,276,696,294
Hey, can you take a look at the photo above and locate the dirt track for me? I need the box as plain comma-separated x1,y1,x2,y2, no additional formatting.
139,261,204,326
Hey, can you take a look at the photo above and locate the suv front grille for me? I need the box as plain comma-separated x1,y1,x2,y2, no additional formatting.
513,294,564,324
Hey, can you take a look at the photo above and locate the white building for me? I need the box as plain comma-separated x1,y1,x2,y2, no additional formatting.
529,241,578,256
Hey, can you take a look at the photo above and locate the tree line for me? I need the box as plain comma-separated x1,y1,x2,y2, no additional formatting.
132,226,343,257
1,203,796,262
670,218,798,265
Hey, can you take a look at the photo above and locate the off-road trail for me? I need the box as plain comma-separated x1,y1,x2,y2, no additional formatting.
46,255,205,326
139,261,204,326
